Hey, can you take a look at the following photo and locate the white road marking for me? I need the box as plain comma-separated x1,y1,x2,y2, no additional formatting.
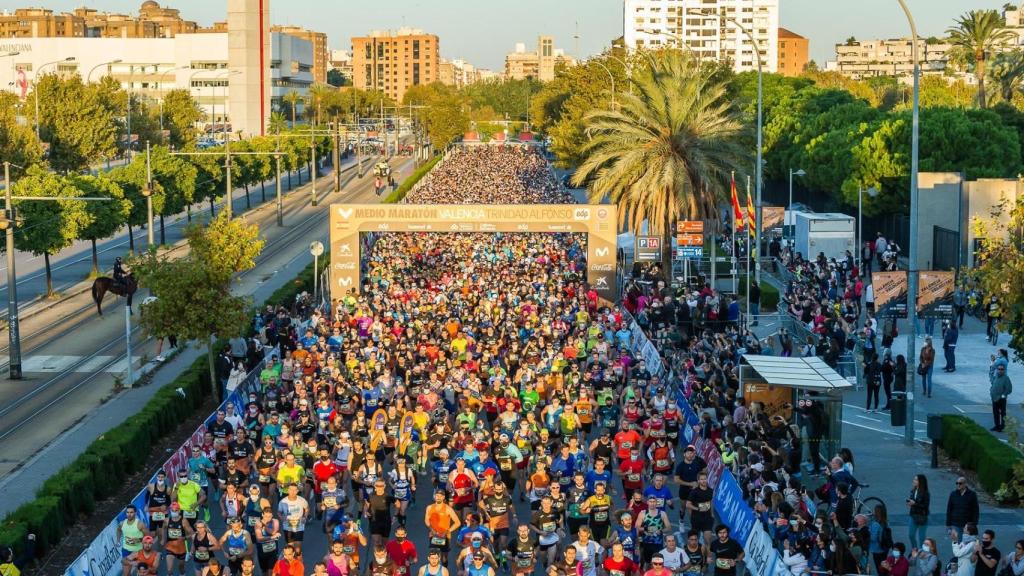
13,354,139,373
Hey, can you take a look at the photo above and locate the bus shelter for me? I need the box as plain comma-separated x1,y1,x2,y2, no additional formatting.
739,355,853,474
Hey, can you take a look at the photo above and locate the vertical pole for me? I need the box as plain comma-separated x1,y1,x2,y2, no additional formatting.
313,253,319,303
899,0,921,446
34,84,40,141
311,140,318,207
125,300,133,387
126,92,132,162
224,136,232,219
858,185,863,269
788,169,794,243
746,175,752,326
4,162,22,380
753,30,764,287
276,154,283,227
333,120,341,193
146,141,154,248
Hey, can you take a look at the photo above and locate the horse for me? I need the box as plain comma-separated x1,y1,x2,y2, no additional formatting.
91,274,138,316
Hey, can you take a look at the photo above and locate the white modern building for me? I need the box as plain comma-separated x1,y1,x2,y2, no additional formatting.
0,30,311,135
623,0,779,74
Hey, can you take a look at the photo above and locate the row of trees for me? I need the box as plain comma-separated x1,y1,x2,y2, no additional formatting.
10,130,329,297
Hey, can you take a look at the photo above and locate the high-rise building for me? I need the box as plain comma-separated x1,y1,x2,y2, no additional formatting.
272,25,328,84
826,38,952,79
623,0,779,74
777,27,808,77
439,58,487,88
0,1,216,39
351,28,439,102
504,36,576,81
227,0,270,137
329,49,353,84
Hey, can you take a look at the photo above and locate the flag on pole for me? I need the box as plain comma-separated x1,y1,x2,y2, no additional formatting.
746,188,756,238
730,174,744,232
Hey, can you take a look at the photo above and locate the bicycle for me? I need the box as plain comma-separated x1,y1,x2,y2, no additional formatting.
853,484,886,519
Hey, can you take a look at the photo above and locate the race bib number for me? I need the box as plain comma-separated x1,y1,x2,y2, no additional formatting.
258,474,271,484
716,559,731,569
168,528,183,539
430,536,447,546
194,549,210,561
125,537,141,546
247,516,258,527
183,510,197,519
150,511,166,522
655,459,669,469
594,510,609,522
627,473,641,483
261,541,278,554
324,497,337,509
542,522,556,534
500,460,513,471
228,547,243,557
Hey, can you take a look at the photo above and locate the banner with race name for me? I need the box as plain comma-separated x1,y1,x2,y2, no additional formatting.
65,354,272,576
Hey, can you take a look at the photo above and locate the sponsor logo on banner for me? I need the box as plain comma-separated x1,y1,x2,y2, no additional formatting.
339,244,353,256
339,277,353,287
335,262,356,270
595,277,608,288
573,208,591,220
713,471,756,544
595,247,609,257
338,208,354,219
64,520,121,576
591,263,613,272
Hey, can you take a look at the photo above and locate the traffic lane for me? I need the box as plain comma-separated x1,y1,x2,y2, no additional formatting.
0,157,416,473
0,157,361,305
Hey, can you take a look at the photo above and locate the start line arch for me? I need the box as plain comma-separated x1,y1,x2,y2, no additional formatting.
330,203,619,300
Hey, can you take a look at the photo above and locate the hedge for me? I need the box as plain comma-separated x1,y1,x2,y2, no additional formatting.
382,153,442,204
0,255,325,560
735,277,782,312
940,414,1022,494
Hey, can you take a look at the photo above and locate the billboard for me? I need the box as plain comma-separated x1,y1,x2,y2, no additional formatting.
873,271,908,318
917,271,955,318
762,206,785,232
330,204,619,300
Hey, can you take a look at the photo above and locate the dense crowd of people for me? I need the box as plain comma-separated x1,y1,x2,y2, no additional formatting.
405,146,575,205
98,147,1021,576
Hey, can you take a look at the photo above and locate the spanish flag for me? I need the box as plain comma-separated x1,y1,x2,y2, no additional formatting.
730,173,744,231
746,188,756,238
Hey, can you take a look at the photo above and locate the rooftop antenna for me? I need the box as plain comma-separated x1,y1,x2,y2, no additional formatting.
574,21,580,59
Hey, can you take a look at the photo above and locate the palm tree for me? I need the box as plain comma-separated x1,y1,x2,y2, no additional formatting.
947,9,1017,108
571,51,749,276
990,50,1024,103
269,112,287,135
307,84,333,126
282,90,302,128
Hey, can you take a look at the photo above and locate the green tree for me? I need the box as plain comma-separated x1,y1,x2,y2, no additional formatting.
72,173,132,276
572,51,750,274
462,78,542,121
0,92,44,178
269,112,288,135
190,151,225,218
12,166,91,296
32,74,120,173
161,89,203,149
150,146,197,244
989,50,1024,104
109,156,164,253
282,90,302,128
326,69,349,87
971,197,1024,358
947,9,1017,108
131,212,264,401
306,84,335,126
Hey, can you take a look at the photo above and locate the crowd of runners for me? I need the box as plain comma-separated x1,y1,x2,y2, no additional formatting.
405,146,574,205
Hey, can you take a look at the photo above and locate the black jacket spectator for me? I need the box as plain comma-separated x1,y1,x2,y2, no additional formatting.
946,485,980,529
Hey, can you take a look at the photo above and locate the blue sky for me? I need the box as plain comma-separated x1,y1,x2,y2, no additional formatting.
28,0,1009,69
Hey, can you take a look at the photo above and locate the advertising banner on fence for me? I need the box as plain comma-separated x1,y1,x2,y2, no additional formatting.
873,271,908,318
65,361,269,576
762,206,785,232
917,270,955,318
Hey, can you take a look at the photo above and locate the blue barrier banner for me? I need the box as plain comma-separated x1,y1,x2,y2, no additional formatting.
712,470,756,545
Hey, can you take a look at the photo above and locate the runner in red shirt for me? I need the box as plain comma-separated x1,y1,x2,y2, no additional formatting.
603,542,638,576
447,458,479,512
312,446,340,500
385,526,418,576
614,427,642,462
619,448,645,496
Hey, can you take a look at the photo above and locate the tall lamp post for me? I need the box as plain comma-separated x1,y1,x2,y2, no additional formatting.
898,0,922,446
858,185,879,268
86,59,122,83
788,168,805,243
34,57,76,141
590,60,616,110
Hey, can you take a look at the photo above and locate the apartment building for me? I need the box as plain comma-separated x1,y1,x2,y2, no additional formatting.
777,27,808,77
351,27,439,102
0,1,213,39
273,25,328,84
504,36,576,81
623,0,779,73
827,38,951,79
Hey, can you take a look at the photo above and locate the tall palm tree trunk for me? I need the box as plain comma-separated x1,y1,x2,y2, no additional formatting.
977,52,989,108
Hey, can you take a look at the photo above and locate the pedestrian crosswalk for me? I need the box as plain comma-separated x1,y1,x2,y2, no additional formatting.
0,355,141,373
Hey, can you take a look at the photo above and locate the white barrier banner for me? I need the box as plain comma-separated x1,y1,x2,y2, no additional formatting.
64,519,121,576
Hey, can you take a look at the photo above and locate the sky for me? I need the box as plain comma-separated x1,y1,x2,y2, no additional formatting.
22,0,1011,69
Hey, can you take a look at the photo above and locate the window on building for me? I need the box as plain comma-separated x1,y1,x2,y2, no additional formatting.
413,39,420,59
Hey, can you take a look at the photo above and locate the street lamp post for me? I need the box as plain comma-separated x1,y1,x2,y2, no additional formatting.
687,9,764,285
788,168,805,242
858,185,879,269
898,0,922,446
3,162,22,379
591,60,616,110
156,65,188,134
86,59,122,83
34,57,75,141
145,141,155,248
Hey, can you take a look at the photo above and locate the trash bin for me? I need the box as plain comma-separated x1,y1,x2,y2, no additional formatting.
890,392,906,427
927,413,943,441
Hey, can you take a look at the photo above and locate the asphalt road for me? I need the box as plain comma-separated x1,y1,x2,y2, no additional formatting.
0,154,416,479
0,153,383,311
